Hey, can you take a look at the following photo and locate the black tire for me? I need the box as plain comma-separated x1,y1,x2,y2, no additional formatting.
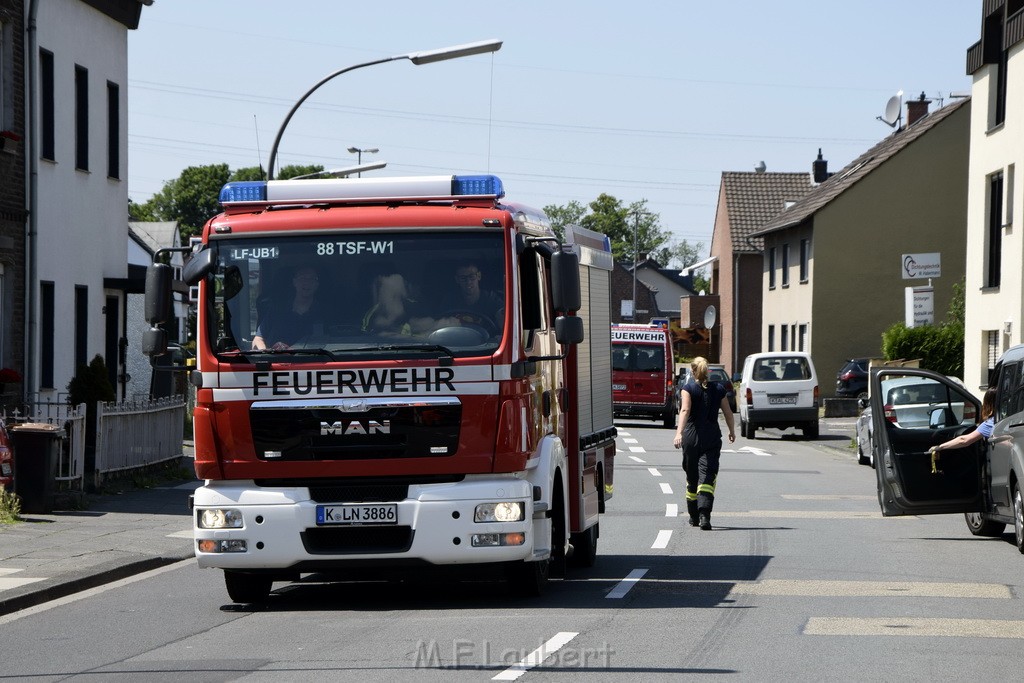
964,512,1006,538
803,421,819,439
224,570,273,604
1013,483,1024,554
509,484,564,595
747,420,757,439
857,439,869,466
569,523,599,568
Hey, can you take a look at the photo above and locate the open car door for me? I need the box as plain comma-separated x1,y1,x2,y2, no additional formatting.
871,367,985,517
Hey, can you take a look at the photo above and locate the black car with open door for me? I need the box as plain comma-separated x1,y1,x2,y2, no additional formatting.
871,356,1024,554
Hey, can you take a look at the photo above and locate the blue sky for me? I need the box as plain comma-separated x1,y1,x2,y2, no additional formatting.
128,1,978,259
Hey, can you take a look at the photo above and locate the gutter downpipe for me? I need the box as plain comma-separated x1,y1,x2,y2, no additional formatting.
24,0,39,403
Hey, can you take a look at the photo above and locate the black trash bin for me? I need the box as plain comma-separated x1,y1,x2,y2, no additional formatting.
11,423,65,514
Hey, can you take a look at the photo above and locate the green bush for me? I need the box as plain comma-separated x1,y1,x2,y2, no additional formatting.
881,322,964,377
0,487,21,524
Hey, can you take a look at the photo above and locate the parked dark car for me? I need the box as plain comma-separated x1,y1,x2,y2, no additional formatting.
835,358,870,398
673,364,736,415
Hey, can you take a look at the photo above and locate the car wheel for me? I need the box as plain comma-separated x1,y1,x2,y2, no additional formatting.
803,421,819,439
747,421,757,440
857,439,869,466
964,511,1006,538
1014,483,1024,554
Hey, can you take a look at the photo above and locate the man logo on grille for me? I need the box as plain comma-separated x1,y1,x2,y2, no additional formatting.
321,420,391,436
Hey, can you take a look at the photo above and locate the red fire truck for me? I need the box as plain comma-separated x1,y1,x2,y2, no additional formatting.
611,323,676,428
144,174,616,603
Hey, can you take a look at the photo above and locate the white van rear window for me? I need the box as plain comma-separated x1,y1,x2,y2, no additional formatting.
753,357,811,381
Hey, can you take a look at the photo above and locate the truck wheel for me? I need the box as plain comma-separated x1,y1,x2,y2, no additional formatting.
1014,483,1024,554
569,523,598,568
963,512,1005,537
509,485,564,595
224,570,273,604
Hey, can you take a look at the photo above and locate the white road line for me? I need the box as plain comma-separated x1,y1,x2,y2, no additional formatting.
606,568,649,599
623,438,639,444
713,510,912,520
617,430,631,437
0,576,45,591
665,503,678,517
492,631,579,681
166,530,193,538
647,467,661,477
659,483,673,495
0,568,26,577
629,455,646,463
805,617,1024,638
731,580,1011,599
628,446,645,453
781,494,876,501
651,530,672,549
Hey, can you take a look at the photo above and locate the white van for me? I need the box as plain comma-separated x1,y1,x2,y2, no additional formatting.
739,352,819,439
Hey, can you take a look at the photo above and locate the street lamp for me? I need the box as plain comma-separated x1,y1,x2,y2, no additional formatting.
347,146,379,177
266,39,503,180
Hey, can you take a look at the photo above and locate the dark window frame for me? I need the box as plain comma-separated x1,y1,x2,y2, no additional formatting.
106,81,119,179
75,64,88,171
781,243,790,287
767,247,776,289
987,172,1004,289
75,285,88,371
41,281,55,388
40,49,54,160
799,238,810,283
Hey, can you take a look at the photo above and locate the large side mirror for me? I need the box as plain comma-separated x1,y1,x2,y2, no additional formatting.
142,326,168,358
551,250,581,313
145,263,172,325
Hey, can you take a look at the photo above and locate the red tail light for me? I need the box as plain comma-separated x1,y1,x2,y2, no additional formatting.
841,371,854,381
883,404,896,423
745,387,753,406
964,403,976,422
813,385,819,403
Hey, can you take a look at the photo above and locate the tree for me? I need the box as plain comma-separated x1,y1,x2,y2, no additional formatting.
544,194,674,264
130,163,325,238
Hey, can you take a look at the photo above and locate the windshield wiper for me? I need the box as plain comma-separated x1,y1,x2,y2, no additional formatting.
219,347,340,362
345,344,455,360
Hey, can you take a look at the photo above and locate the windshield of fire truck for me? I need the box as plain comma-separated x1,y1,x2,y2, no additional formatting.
206,231,506,359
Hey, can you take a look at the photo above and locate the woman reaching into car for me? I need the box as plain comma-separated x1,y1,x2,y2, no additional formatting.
673,356,736,530
928,387,997,472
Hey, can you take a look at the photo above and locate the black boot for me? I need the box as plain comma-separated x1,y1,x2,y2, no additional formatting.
699,513,712,531
688,515,699,527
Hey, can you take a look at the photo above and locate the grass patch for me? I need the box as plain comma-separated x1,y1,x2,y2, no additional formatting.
0,486,21,524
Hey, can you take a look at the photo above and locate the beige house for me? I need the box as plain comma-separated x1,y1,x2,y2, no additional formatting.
963,2,1024,393
751,97,971,396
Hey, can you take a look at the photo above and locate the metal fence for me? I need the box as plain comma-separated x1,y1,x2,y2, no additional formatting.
1,399,87,490
94,396,187,484
2,394,187,490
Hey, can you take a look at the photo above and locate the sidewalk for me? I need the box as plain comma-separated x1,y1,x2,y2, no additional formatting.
0,476,199,617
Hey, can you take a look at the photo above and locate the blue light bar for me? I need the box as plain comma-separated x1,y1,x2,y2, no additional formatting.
220,181,267,204
452,174,504,198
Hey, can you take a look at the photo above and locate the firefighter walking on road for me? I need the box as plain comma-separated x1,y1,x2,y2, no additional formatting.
673,357,735,530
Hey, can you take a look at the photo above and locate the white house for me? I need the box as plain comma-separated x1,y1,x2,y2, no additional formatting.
25,0,148,400
963,2,1024,393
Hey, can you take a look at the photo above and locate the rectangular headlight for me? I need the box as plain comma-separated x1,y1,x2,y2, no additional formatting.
197,508,243,529
474,501,524,523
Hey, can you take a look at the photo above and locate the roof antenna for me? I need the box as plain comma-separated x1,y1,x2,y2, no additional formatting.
877,90,903,130
253,115,266,179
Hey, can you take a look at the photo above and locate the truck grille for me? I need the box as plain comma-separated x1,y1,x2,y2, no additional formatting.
301,526,414,554
250,398,461,461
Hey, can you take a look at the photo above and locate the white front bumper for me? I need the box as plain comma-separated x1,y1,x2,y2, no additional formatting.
192,476,535,570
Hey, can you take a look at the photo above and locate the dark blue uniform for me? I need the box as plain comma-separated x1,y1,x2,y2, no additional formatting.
681,380,727,528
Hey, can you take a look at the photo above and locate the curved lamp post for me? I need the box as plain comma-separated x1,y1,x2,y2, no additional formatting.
347,146,378,177
266,39,502,180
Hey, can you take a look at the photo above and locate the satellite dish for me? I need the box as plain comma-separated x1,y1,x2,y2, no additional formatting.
754,161,766,173
878,90,903,128
704,305,717,330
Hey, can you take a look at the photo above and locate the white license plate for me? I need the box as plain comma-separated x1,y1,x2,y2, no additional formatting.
768,394,798,405
316,503,398,526
613,384,627,391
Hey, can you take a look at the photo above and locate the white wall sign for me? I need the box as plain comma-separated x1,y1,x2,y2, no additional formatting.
621,300,634,318
905,286,934,327
902,253,941,279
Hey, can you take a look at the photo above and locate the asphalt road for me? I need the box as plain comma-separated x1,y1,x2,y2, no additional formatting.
2,418,1023,681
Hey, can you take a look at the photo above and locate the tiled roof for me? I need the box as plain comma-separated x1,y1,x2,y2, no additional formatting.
721,172,815,252
753,96,970,237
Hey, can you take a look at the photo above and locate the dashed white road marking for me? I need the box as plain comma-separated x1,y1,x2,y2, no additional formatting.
651,530,672,549
628,446,645,453
665,503,678,517
722,446,772,456
659,483,673,495
492,631,580,681
731,580,1011,599
629,455,646,464
805,617,1024,639
647,467,661,477
0,576,45,591
606,568,649,599
623,437,639,444
166,530,193,538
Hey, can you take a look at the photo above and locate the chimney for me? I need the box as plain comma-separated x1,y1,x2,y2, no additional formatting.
812,148,829,184
906,92,931,126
